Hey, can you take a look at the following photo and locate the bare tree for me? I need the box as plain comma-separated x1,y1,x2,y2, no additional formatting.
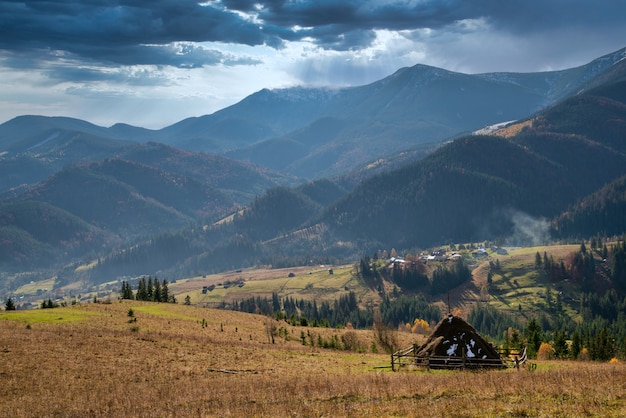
265,318,278,344
372,311,398,353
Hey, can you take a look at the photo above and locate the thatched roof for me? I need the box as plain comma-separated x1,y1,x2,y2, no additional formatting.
412,315,503,368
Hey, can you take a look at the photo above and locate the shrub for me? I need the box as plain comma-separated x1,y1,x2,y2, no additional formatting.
341,331,361,351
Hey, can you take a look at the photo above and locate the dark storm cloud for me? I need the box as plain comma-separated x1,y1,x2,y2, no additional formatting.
1,0,625,66
0,0,271,66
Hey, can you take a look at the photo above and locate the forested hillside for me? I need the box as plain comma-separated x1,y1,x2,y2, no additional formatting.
0,200,108,268
323,80,626,250
0,137,303,272
57,78,626,284
552,175,626,239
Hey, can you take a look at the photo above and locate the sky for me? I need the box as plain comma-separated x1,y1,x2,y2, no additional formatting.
1,1,625,129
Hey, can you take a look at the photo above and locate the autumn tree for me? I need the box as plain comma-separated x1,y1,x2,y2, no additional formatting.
410,318,431,334
537,342,555,360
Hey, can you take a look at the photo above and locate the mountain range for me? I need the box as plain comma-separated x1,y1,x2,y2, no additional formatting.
1,47,626,287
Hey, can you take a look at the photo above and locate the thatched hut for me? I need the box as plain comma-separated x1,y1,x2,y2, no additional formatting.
392,314,505,370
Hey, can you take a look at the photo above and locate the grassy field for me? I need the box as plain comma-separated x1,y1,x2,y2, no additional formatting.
170,264,380,308
13,277,56,295
1,301,625,417
450,244,583,317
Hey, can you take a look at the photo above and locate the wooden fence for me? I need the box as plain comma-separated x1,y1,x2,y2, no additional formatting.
390,345,527,371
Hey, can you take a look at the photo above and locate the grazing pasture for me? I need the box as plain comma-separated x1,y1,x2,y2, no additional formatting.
1,301,625,417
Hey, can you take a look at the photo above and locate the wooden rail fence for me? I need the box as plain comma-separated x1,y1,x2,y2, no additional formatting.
390,345,528,371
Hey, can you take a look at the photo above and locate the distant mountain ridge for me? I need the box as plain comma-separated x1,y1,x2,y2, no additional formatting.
2,47,626,279
1,47,625,181
0,141,296,270
168,47,626,177
321,77,626,249
85,75,626,281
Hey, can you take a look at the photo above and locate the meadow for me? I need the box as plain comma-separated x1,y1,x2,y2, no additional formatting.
2,300,625,417
171,264,378,307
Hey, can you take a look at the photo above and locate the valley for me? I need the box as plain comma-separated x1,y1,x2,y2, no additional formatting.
2,5,626,417
1,48,625,389
4,243,590,325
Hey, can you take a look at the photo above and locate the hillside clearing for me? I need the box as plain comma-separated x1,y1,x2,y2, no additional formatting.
171,264,379,308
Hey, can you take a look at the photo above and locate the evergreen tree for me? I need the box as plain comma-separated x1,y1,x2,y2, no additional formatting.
553,330,568,359
161,280,170,303
153,279,162,302
525,318,543,357
41,298,57,309
535,251,542,269
571,330,582,359
609,241,626,291
5,297,16,311
272,292,281,312
146,277,154,301
121,281,134,300
136,277,148,301
589,326,614,361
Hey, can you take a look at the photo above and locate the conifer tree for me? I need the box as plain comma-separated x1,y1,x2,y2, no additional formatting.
146,277,154,301
535,252,542,269
136,277,148,301
121,281,134,300
525,318,543,356
571,331,582,359
5,297,16,311
153,279,162,303
553,330,568,358
161,279,169,303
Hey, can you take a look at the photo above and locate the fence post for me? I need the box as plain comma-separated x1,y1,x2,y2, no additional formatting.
462,345,466,369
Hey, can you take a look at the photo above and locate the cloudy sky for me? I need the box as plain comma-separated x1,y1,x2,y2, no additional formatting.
1,1,625,129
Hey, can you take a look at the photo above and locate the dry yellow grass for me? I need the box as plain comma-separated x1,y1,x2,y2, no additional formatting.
1,301,625,417
492,119,534,138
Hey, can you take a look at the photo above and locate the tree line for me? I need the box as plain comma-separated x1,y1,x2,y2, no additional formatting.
357,253,472,296
225,291,442,330
469,240,626,360
120,276,176,303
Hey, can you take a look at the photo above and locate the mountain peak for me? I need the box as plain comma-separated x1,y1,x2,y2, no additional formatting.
253,86,341,103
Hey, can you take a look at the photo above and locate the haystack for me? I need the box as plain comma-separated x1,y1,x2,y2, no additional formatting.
411,314,504,369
